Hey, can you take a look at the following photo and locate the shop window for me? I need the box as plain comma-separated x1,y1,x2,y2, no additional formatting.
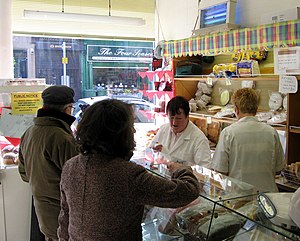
13,50,28,78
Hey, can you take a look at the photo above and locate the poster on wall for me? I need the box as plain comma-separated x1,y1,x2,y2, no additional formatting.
11,92,42,115
279,75,298,94
0,108,34,138
274,47,300,75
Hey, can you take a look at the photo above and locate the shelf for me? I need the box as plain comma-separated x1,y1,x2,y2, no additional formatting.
189,111,287,129
273,125,286,131
276,176,299,192
174,75,279,82
0,85,48,93
173,56,299,166
289,126,300,134
190,112,237,124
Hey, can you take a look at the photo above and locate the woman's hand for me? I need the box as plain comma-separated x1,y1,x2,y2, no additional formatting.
152,144,163,152
167,162,185,172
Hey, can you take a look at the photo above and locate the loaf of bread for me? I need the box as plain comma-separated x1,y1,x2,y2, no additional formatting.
197,213,244,241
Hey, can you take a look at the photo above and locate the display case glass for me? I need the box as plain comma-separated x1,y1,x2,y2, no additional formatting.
140,165,300,241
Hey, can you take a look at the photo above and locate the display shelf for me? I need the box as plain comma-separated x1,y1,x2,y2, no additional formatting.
289,127,300,134
174,62,299,168
276,176,299,192
143,165,300,241
189,111,287,131
189,112,237,124
215,195,300,241
0,85,48,93
171,55,300,194
174,75,280,110
175,75,279,82
286,79,300,165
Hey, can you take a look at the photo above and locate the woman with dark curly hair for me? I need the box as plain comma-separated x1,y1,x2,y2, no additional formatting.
58,99,200,241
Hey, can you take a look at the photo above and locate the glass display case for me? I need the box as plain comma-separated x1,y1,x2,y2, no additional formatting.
138,164,300,241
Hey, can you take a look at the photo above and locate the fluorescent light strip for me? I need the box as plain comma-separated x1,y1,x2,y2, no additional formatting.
204,13,226,20
23,10,145,26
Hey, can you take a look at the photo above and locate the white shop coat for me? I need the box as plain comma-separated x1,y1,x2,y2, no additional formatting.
148,121,211,167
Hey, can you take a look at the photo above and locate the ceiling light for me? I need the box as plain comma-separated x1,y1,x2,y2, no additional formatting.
23,10,146,26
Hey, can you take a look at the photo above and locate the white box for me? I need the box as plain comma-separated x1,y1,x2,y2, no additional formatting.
261,7,300,25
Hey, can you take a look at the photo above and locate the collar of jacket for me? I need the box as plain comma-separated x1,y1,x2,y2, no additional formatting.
37,108,76,127
237,116,258,123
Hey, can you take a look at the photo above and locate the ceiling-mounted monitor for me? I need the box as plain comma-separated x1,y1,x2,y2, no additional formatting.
192,0,240,36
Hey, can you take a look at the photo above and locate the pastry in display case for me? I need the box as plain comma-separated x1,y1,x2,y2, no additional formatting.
0,141,20,167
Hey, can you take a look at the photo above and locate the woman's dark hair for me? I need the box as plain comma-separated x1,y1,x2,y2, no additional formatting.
75,99,135,159
166,96,190,116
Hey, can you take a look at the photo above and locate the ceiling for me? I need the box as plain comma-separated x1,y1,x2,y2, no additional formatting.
14,0,155,14
12,0,156,39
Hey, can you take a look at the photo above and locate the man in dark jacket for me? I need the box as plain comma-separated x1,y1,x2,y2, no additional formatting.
18,85,78,241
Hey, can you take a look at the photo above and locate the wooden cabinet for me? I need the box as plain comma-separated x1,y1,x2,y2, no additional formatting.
172,58,300,166
174,76,280,111
286,78,300,165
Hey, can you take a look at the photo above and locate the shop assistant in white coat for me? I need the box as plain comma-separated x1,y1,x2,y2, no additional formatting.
148,96,211,167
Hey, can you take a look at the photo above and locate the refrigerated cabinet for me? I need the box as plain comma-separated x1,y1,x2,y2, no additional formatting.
141,166,300,241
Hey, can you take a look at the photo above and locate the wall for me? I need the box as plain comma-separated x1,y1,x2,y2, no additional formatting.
155,0,300,41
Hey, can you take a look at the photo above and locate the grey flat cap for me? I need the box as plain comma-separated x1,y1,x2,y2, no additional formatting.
42,85,75,105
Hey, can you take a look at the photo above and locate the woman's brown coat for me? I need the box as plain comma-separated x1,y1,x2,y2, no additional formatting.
58,154,200,241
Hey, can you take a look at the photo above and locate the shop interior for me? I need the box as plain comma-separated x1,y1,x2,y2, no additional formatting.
0,0,300,240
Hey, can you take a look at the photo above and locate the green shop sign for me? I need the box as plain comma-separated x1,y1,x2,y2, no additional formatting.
87,45,153,63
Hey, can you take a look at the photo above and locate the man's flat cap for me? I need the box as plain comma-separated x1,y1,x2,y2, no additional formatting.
42,85,75,105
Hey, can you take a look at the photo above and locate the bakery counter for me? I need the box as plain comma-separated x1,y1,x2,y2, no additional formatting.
276,176,299,192
148,165,259,201
0,163,19,170
0,166,31,241
141,165,300,241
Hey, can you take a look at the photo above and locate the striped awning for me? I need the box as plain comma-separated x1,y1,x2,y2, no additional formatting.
163,19,300,57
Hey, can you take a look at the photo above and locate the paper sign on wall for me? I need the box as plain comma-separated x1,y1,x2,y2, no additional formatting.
274,47,300,75
279,75,298,94
0,108,34,138
11,92,42,115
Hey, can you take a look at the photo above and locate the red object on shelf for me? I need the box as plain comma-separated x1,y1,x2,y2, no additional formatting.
152,59,162,70
0,107,12,115
140,90,173,101
0,136,11,149
4,137,20,147
138,70,174,82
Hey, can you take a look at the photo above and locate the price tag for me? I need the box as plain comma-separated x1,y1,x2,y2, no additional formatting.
225,77,232,85
206,77,213,85
279,75,298,93
207,116,212,124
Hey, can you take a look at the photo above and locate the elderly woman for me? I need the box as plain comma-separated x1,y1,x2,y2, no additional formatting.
211,88,285,192
58,99,200,241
